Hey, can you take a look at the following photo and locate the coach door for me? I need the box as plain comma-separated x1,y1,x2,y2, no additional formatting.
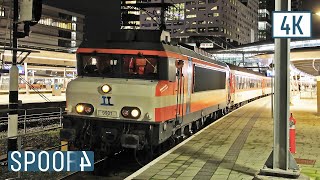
175,60,183,124
185,57,193,114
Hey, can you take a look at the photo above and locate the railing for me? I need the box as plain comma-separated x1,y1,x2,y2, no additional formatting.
300,90,317,99
0,107,64,137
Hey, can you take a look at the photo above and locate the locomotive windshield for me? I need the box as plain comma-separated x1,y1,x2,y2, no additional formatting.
77,53,159,79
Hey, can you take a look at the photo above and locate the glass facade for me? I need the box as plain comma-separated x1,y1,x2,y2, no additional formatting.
121,0,141,29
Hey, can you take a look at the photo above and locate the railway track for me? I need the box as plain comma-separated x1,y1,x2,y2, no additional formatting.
60,156,109,180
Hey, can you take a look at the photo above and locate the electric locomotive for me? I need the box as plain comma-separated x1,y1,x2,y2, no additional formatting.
60,30,234,153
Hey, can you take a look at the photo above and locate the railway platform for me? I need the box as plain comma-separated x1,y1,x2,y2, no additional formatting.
0,93,65,105
127,96,320,180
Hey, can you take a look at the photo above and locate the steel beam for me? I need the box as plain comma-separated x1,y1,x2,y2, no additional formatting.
259,0,300,178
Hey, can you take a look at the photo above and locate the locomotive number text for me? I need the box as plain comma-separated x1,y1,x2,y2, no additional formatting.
97,110,118,118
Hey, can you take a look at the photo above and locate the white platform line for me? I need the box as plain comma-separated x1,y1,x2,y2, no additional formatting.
125,101,252,180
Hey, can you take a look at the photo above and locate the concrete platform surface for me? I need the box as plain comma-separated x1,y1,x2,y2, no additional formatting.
126,96,320,180
0,93,66,105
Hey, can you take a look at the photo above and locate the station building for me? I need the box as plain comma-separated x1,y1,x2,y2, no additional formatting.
0,2,84,94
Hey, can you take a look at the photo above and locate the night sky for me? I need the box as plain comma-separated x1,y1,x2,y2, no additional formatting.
302,0,320,37
43,1,320,39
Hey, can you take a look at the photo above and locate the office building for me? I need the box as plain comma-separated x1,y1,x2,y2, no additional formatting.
0,2,85,92
139,0,259,49
121,0,140,29
0,2,85,52
258,0,273,41
258,0,302,41
291,0,302,11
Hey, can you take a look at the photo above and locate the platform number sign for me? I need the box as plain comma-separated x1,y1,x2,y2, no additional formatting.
272,11,312,38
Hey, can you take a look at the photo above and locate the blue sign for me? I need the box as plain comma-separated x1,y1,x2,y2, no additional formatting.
8,151,94,172
273,11,312,38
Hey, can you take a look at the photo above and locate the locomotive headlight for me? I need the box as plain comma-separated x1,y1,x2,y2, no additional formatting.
75,103,94,115
101,84,111,93
131,108,141,118
121,107,141,119
76,104,85,113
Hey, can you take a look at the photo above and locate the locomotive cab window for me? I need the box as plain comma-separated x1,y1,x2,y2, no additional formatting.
77,53,159,80
122,56,158,76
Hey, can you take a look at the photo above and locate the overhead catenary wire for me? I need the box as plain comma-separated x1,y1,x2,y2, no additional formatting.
126,5,161,29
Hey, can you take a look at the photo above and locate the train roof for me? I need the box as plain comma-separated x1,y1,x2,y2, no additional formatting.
79,30,228,68
227,63,267,77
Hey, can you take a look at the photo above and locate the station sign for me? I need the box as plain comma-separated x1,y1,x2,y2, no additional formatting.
272,11,312,38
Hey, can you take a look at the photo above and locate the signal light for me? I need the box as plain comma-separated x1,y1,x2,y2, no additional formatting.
121,109,130,117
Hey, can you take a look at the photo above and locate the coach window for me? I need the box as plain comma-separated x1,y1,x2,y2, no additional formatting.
236,76,239,89
241,77,244,89
243,77,249,89
242,77,245,89
246,77,249,89
193,66,226,92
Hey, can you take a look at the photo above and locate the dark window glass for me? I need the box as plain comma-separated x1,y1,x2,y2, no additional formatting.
78,54,159,80
58,39,71,47
194,66,226,92
59,13,72,21
59,30,71,39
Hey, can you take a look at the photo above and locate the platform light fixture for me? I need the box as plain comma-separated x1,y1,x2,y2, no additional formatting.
312,11,320,17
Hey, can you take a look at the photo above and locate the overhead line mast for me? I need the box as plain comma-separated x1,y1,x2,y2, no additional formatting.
133,0,173,31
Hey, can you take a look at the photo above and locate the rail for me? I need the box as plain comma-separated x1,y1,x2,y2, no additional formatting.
59,156,109,180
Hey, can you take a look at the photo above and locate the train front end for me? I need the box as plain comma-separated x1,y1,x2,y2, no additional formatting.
60,43,177,154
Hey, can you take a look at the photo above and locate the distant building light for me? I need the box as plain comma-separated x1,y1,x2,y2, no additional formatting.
211,6,218,11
